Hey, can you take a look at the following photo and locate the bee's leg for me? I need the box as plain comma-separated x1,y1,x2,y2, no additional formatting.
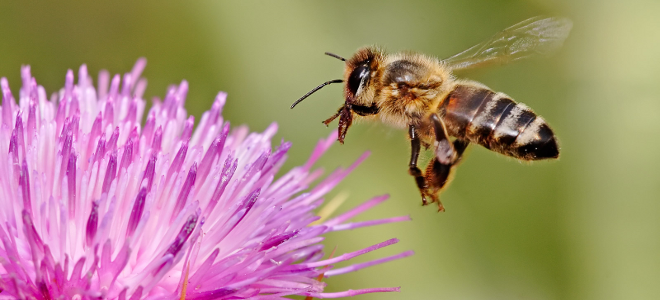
423,114,470,211
453,139,470,160
323,105,353,144
408,125,433,205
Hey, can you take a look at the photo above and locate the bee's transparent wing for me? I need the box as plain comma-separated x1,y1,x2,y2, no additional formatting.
444,17,573,71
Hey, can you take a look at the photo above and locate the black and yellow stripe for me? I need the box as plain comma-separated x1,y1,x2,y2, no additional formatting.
439,83,558,160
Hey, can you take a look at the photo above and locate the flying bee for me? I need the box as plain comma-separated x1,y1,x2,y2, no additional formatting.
291,16,573,211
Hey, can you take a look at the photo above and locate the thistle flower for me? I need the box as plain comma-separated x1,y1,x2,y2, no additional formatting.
0,59,412,299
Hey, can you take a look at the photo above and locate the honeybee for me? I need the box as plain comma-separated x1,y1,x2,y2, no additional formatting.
291,17,572,211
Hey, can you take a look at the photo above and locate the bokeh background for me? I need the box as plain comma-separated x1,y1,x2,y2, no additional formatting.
1,1,659,299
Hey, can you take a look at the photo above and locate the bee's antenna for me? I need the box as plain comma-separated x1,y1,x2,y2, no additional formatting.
325,52,346,61
291,79,343,109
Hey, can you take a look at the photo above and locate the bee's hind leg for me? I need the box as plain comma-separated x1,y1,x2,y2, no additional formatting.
426,114,469,211
422,140,467,212
408,115,469,212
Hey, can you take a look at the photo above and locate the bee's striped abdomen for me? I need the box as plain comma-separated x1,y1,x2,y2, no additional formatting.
439,83,558,160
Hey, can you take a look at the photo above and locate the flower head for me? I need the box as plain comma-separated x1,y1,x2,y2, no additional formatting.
0,59,412,299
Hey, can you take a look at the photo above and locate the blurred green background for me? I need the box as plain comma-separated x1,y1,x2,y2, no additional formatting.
1,1,659,299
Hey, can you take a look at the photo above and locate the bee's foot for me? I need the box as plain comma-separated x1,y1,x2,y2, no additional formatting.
436,201,445,212
420,191,445,211
420,192,438,206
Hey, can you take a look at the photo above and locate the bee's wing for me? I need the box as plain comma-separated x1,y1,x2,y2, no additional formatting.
444,17,573,71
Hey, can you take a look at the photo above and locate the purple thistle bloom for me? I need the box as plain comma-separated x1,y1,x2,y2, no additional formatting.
0,59,412,299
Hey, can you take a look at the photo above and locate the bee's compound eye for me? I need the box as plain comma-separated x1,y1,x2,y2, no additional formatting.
348,63,371,96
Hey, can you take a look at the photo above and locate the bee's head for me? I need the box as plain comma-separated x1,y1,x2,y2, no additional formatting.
290,47,383,143
343,47,383,107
